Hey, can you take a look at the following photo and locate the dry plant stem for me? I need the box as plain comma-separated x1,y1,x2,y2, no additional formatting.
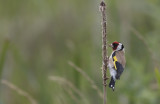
100,1,108,104
68,61,103,99
1,80,37,104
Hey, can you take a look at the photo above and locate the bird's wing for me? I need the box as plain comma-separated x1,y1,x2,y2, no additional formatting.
112,51,125,79
112,52,119,70
112,51,125,70
115,51,126,68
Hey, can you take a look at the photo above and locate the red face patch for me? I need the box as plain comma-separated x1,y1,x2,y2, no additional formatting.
112,41,119,44
112,41,119,50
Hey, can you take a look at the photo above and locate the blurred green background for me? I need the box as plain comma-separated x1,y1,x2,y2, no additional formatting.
0,0,160,104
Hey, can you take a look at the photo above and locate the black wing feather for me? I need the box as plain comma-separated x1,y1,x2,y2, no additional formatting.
112,51,124,79
115,62,124,79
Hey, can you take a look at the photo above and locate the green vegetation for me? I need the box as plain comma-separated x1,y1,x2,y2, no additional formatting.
0,0,160,104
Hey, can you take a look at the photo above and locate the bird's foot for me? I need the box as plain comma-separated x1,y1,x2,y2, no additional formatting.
103,77,109,81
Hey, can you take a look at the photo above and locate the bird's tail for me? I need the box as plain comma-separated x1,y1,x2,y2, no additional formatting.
109,76,115,91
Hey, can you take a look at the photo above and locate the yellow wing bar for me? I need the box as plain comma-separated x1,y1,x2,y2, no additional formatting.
113,56,118,70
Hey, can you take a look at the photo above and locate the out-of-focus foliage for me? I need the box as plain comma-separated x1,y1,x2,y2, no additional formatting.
155,68,160,88
0,40,10,77
0,0,160,104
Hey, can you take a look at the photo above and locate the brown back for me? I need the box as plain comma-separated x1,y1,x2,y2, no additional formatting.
115,51,126,68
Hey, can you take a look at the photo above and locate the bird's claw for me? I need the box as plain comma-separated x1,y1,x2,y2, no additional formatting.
103,77,109,80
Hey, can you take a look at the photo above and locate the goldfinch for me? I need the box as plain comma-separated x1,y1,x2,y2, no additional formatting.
108,41,126,91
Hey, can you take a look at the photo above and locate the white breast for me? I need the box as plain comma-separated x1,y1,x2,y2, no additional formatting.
108,52,117,80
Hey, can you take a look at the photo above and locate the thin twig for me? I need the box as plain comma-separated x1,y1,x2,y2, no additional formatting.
68,61,103,99
1,79,37,104
100,1,108,104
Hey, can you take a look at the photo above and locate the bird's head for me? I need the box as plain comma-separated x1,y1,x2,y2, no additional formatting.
109,41,124,51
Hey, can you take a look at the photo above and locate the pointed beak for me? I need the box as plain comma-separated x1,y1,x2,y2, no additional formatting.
109,44,113,48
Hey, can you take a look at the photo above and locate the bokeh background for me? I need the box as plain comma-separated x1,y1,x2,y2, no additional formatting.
0,0,160,104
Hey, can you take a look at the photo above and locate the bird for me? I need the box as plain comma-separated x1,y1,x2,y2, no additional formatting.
108,41,126,91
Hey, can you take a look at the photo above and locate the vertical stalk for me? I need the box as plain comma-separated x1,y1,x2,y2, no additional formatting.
100,1,108,104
